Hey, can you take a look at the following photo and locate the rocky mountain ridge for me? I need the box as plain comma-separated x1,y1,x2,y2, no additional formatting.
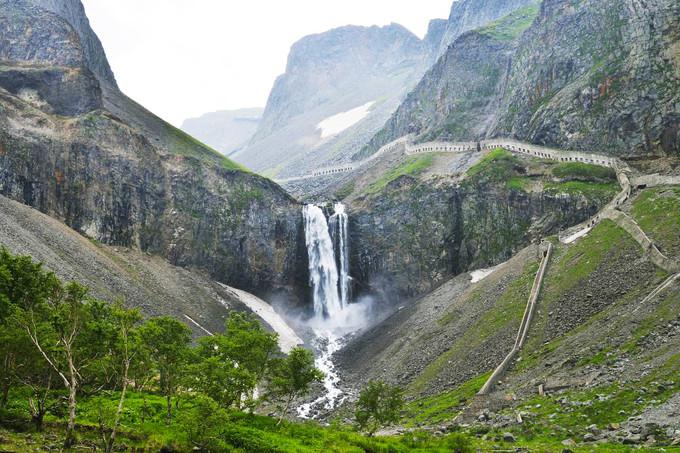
364,0,680,159
0,0,308,305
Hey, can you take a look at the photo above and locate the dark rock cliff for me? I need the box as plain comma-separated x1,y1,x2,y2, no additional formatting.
0,0,308,304
367,0,680,158
349,174,610,302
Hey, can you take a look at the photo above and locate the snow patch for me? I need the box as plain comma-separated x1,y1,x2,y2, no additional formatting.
470,261,508,283
216,283,303,353
317,101,375,139
561,225,592,244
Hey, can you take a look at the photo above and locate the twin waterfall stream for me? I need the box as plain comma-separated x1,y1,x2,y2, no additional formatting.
297,203,353,418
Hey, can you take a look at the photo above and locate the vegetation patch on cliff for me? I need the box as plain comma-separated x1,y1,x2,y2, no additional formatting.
465,148,530,190
631,187,680,258
365,154,435,195
551,162,617,182
478,5,540,42
164,121,246,172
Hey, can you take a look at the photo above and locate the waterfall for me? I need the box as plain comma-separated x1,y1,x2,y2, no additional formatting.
329,202,351,308
300,202,360,417
302,204,343,318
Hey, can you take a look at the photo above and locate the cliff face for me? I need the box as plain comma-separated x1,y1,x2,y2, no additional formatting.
24,0,117,87
254,24,425,140
356,29,517,160
350,177,607,301
0,0,307,303
437,0,539,55
491,0,680,157
367,0,680,158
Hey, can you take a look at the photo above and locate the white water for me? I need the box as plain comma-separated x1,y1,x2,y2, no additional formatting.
297,332,345,418
299,203,361,418
303,204,344,318
317,101,375,139
329,202,351,308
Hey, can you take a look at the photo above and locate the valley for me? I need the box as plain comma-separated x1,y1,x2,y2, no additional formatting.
1,0,679,451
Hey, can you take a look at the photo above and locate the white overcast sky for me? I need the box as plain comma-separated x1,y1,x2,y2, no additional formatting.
81,1,452,127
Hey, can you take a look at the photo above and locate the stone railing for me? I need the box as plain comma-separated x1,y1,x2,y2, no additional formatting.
477,241,552,396
602,210,679,274
275,135,628,184
274,135,411,184
405,141,477,154
311,164,356,177
480,139,617,168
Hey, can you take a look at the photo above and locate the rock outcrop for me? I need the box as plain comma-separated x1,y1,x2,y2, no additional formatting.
350,176,607,301
24,0,117,87
0,0,308,304
437,0,539,56
366,0,680,159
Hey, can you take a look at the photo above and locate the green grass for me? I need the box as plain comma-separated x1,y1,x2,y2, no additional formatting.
551,162,616,181
505,352,680,446
334,181,356,200
631,187,680,258
402,373,491,427
544,180,619,203
365,154,435,195
410,260,539,394
465,148,532,191
164,122,246,172
543,220,628,305
478,5,540,41
0,389,476,453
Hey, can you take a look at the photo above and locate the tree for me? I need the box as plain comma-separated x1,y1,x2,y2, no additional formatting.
2,246,93,447
98,303,142,453
138,316,192,422
190,336,257,410
268,347,324,424
177,396,229,451
221,312,279,387
354,380,404,436
0,248,61,410
189,312,279,410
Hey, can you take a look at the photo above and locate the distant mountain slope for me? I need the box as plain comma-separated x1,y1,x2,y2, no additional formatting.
233,24,434,178
365,0,680,158
0,0,308,304
181,108,263,156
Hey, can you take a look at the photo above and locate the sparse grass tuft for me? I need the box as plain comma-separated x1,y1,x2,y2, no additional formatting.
478,5,540,41
631,187,680,258
365,154,435,195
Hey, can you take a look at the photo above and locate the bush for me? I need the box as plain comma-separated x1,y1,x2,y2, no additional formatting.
176,397,229,452
444,432,474,452
355,380,404,436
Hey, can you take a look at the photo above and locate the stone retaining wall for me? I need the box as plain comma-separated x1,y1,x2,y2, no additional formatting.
478,242,552,395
